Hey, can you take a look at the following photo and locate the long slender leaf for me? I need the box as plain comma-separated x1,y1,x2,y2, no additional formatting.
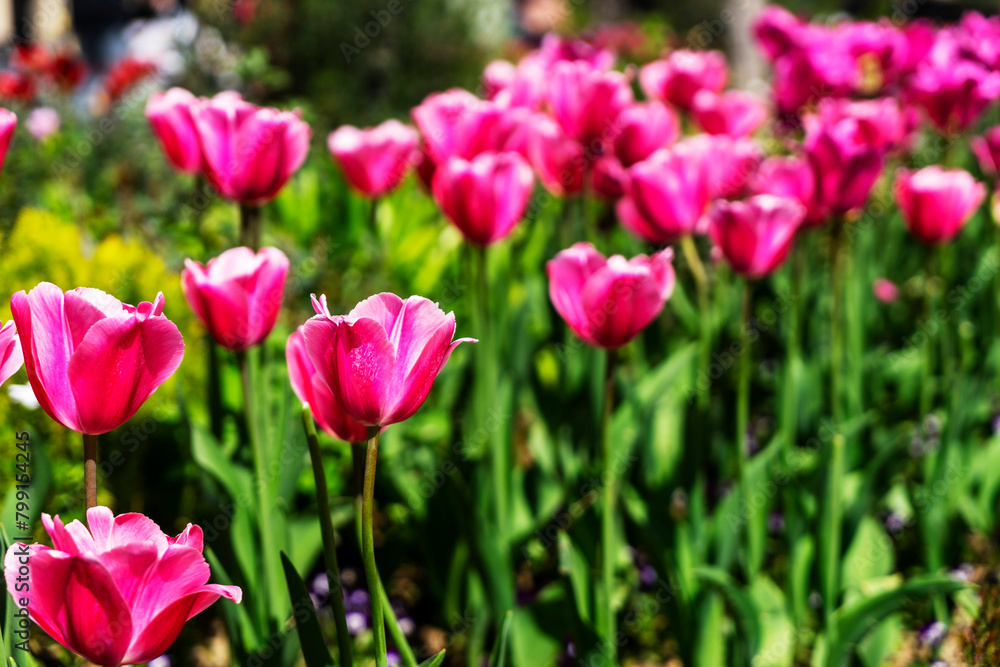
281,551,335,667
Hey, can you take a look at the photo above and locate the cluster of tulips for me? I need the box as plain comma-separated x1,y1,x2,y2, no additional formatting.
2,2,1000,665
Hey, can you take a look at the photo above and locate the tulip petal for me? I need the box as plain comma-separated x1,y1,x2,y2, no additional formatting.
64,556,133,667
5,545,76,651
129,544,211,629
332,317,396,426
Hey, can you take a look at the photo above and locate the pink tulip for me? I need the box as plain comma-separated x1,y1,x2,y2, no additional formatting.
411,89,483,164
190,91,310,205
873,278,899,304
526,113,586,196
749,155,823,226
287,328,368,443
691,90,768,137
639,50,727,111
0,321,23,386
4,506,241,667
145,87,202,174
907,59,1000,133
547,61,633,147
618,141,711,244
302,293,475,427
482,59,546,110
328,120,419,197
547,242,675,349
0,107,15,176
706,195,805,278
971,125,1000,178
534,33,617,71
696,134,763,200
432,152,535,246
802,109,885,219
894,166,986,245
12,283,184,435
813,97,916,153
591,155,628,200
182,246,289,352
754,5,806,61
612,101,679,167
770,43,856,120
841,19,910,92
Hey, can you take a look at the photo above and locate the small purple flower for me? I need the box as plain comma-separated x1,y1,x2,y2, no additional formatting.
884,512,906,535
346,611,368,635
920,621,946,647
767,512,785,534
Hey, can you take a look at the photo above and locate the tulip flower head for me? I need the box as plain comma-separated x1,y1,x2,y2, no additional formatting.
302,293,475,427
328,120,419,197
0,107,15,176
411,88,483,164
527,113,586,196
639,50,728,111
707,195,806,278
145,87,201,174
190,91,310,205
749,155,822,225
547,61,634,147
802,109,885,219
182,246,289,352
0,321,23,386
287,327,369,443
4,506,241,667
11,283,184,435
431,151,535,246
612,101,679,168
971,125,1000,178
691,90,768,137
894,166,986,244
907,59,1000,133
547,243,675,349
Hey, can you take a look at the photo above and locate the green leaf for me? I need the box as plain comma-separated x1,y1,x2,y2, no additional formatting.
280,552,335,667
694,566,762,658
489,610,513,667
190,423,252,513
417,650,446,667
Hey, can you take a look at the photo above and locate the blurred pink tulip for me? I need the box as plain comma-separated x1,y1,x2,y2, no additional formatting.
145,87,201,174
11,283,184,435
639,50,727,111
612,101,679,167
907,59,1000,133
526,113,586,196
754,5,806,61
749,155,823,226
0,108,15,175
547,61,633,146
841,19,910,92
591,155,628,199
190,91,310,205
482,59,546,110
328,120,419,197
411,88,482,164
547,242,675,349
813,97,917,152
25,107,59,140
287,327,368,443
619,140,712,243
302,293,475,427
802,109,885,219
873,278,900,304
695,134,763,199
534,33,617,71
4,506,241,667
691,90,768,137
432,152,535,246
895,166,986,244
971,125,1000,178
182,246,289,352
707,195,805,278
0,321,23,386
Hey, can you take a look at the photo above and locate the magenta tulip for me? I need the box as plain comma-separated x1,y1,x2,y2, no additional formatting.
190,91,310,205
4,506,241,667
749,155,823,226
526,113,586,196
591,155,628,199
181,246,289,352
754,5,806,61
813,97,917,152
411,88,483,164
697,134,763,200
0,107,15,175
971,125,1000,178
707,195,806,278
802,110,885,219
618,141,711,244
11,283,184,435
287,327,368,443
145,87,202,174
302,293,475,427
328,120,419,197
639,50,727,111
547,61,633,147
894,166,986,245
612,101,679,168
0,321,23,386
534,33,617,71
547,243,675,349
431,152,535,246
691,90,768,137
483,58,546,110
907,59,1000,133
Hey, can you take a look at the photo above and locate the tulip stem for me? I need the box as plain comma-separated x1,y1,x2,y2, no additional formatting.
824,219,846,630
920,252,935,418
737,280,758,579
830,221,844,426
302,407,353,667
83,433,98,510
680,235,710,410
600,349,617,663
370,197,380,233
240,203,261,250
362,426,389,667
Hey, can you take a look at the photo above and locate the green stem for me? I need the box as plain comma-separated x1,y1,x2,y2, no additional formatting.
362,426,388,667
920,252,935,418
785,244,803,454
600,349,618,662
207,339,224,441
83,433,98,510
822,434,845,637
238,352,281,627
302,408,353,666
737,281,757,578
370,197,380,233
831,221,844,426
240,203,262,251
680,235,711,409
